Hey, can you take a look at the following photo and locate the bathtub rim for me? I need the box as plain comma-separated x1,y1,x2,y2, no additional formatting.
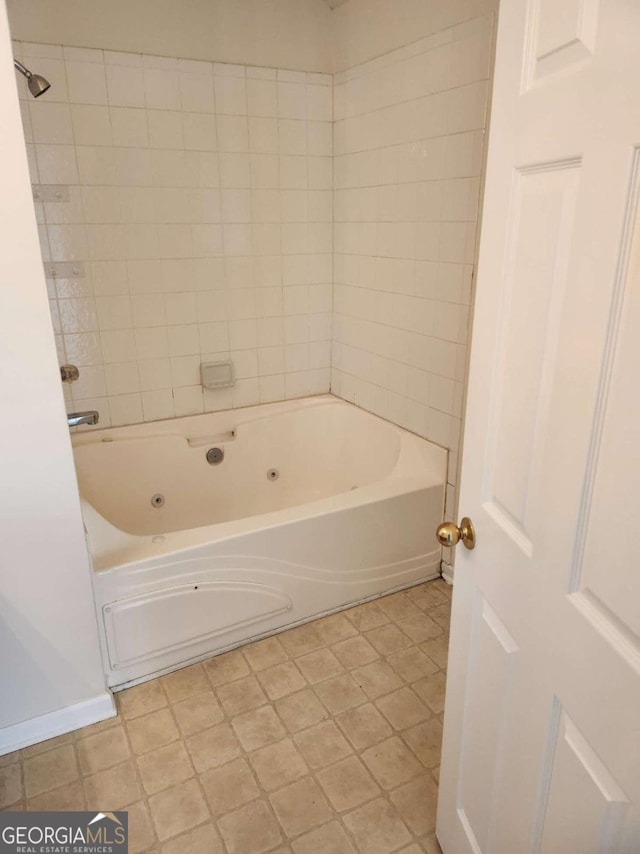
73,394,448,572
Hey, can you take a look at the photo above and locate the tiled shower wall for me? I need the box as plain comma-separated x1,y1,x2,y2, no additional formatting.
15,41,333,427
330,16,493,536
15,17,494,573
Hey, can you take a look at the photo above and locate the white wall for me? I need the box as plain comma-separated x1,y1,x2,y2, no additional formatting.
15,41,333,426
331,0,496,71
0,2,107,738
6,0,334,73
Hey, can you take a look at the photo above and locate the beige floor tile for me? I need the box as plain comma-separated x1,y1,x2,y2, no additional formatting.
217,675,268,716
432,578,452,597
291,820,356,854
186,722,241,773
249,738,308,792
137,740,194,795
344,601,390,632
71,715,120,739
419,638,449,670
376,593,420,622
314,673,366,714
118,680,167,720
231,704,286,751
278,623,325,657
243,636,288,672
148,778,209,841
365,624,412,656
332,636,379,669
127,799,157,854
352,660,403,700
23,744,79,798
77,725,131,775
171,692,223,738
127,709,180,756
203,649,249,686
294,720,352,769
412,672,447,713
201,757,260,816
84,759,141,809
386,647,439,683
26,779,86,812
9,582,449,854
343,797,412,854
258,661,306,701
275,689,328,733
0,751,21,768
361,737,424,791
406,583,448,611
217,798,283,854
432,765,440,784
21,732,75,759
316,755,380,812
269,776,332,836
335,703,392,751
161,663,210,703
161,822,224,854
295,648,344,684
390,775,438,836
0,763,22,809
396,614,442,643
376,687,431,731
402,718,443,768
314,613,358,644
421,832,445,853
430,603,451,629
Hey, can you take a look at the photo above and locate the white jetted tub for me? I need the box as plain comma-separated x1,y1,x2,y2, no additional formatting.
73,395,446,688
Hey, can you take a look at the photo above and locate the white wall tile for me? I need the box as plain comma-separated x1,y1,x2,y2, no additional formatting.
66,60,108,106
110,106,149,147
183,113,216,151
106,64,145,107
218,115,249,152
331,15,494,537
21,42,333,430
147,110,184,149
214,75,247,116
247,79,278,118
173,385,204,416
144,67,181,110
179,66,215,114
142,388,175,421
30,102,74,144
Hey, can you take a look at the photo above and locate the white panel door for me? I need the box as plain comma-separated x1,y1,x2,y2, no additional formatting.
437,0,640,851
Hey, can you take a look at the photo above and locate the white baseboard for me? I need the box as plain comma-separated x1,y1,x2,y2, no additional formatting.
441,562,455,585
0,691,116,756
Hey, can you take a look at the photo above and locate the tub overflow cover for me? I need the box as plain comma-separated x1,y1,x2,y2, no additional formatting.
206,447,224,465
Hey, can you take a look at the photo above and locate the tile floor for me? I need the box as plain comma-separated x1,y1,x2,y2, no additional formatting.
0,579,451,854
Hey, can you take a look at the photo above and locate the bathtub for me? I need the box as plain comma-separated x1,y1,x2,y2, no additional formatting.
73,395,447,688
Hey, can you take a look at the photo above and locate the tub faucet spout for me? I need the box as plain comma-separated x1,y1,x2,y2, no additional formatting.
67,411,99,428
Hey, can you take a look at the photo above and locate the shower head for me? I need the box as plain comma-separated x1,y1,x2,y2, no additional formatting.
13,59,51,98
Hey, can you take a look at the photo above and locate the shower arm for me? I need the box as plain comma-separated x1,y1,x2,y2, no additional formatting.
14,59,31,78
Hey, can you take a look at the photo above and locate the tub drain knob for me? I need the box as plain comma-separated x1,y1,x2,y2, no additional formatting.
206,447,224,465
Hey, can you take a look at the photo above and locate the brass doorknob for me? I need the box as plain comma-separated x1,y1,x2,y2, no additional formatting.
436,517,476,550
